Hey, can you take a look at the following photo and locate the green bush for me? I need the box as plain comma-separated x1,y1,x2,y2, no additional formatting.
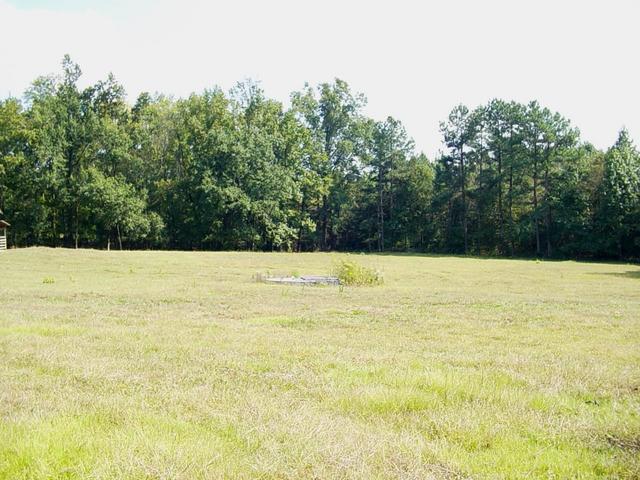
334,260,383,286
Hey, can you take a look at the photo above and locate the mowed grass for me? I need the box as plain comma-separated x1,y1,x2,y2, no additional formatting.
0,248,639,479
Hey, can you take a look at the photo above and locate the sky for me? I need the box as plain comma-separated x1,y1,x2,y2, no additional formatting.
1,0,639,158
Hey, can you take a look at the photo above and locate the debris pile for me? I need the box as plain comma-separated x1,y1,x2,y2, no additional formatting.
263,275,340,286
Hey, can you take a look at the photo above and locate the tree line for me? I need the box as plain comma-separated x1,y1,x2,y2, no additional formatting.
0,57,638,258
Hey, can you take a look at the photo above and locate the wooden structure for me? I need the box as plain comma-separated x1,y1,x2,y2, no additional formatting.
0,220,9,251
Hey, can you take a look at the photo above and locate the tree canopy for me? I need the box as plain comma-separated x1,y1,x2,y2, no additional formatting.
0,57,638,259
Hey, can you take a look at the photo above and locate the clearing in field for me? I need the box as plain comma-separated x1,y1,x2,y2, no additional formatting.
0,248,639,479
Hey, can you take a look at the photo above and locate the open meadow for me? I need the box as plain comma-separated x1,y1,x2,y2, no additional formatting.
0,248,639,479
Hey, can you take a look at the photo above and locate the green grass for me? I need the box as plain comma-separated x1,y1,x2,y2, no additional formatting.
0,248,639,479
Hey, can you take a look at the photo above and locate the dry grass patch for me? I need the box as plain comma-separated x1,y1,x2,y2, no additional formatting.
0,248,639,479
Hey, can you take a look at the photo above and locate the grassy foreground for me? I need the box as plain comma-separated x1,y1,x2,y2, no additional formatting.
0,248,638,479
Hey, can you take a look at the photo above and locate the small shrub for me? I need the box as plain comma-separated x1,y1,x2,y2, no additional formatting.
334,260,383,286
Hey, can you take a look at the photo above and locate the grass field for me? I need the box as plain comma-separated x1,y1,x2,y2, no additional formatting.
0,248,639,479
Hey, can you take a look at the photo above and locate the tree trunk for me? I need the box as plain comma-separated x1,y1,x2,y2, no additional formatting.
618,236,623,259
320,195,329,251
74,202,79,249
377,167,384,252
52,209,58,247
507,125,516,256
508,165,514,256
460,145,468,254
544,164,552,257
117,223,123,250
296,197,305,253
533,150,540,256
497,150,504,254
446,197,453,250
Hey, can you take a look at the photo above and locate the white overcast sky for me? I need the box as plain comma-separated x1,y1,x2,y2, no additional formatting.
1,0,639,157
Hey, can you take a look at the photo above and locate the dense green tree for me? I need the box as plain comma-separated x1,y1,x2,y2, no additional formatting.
291,79,366,250
389,153,435,250
435,100,586,258
0,58,638,259
598,129,640,257
369,117,415,251
0,98,33,244
439,105,476,253
80,167,158,249
552,145,603,257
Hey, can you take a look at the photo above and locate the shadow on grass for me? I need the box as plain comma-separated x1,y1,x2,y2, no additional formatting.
354,251,640,266
589,270,640,279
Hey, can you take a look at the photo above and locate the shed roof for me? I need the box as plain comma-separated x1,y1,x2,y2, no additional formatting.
0,220,10,228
